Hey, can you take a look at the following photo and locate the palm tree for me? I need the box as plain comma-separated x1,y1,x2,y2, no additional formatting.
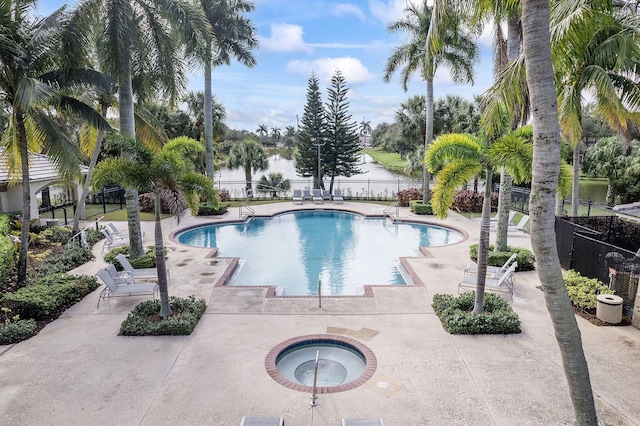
270,127,281,143
227,138,268,193
582,136,639,206
426,131,531,313
0,3,111,284
384,0,478,205
359,118,372,146
74,0,209,259
92,136,215,317
395,96,426,158
521,0,597,422
256,124,268,138
257,172,291,198
552,3,640,217
195,0,257,182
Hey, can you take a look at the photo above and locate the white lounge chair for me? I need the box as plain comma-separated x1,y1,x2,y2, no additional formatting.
458,262,517,301
312,188,324,204
508,215,530,233
101,228,129,253
464,253,517,278
107,222,128,238
105,263,134,285
490,210,516,228
115,253,170,281
342,419,384,426
292,189,304,204
95,268,159,307
302,188,312,201
322,190,331,201
333,188,344,204
240,417,284,426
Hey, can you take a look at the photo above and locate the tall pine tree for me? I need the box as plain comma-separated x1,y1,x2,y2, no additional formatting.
324,71,362,193
295,73,326,188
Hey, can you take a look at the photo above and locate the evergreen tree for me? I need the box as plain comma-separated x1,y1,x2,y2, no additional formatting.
324,71,363,192
295,73,326,186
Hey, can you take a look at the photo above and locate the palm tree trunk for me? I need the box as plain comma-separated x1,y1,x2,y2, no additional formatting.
423,78,434,204
16,109,30,285
473,166,492,314
495,13,521,252
494,169,512,252
571,143,580,216
154,193,172,317
72,102,109,235
244,167,252,192
204,48,215,181
605,180,615,206
522,1,597,423
119,60,144,259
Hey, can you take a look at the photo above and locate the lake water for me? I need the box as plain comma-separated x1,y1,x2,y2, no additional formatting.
215,153,420,199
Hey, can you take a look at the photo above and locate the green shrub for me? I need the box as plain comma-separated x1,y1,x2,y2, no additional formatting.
409,200,433,215
36,226,73,245
432,292,521,334
104,246,158,269
120,296,207,336
0,319,38,344
0,236,15,289
0,213,17,236
30,243,93,280
2,274,99,320
469,244,535,271
197,202,229,216
564,270,613,312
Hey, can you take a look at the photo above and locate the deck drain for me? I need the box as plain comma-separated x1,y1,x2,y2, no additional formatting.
377,381,391,390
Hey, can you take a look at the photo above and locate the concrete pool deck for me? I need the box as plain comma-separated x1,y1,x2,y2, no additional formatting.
1,202,639,425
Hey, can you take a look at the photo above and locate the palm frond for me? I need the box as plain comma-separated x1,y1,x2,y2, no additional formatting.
431,160,483,219
425,133,482,173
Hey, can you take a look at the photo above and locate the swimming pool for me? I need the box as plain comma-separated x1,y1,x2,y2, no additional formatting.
177,211,463,296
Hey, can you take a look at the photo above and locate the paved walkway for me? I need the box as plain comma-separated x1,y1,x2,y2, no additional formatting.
0,202,639,425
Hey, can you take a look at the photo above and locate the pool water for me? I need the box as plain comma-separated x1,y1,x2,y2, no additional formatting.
177,211,462,295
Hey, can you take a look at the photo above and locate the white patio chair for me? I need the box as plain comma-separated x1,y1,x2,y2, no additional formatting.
458,262,517,301
508,215,530,233
333,188,344,204
115,253,170,281
95,268,158,307
464,253,517,279
312,188,324,204
104,263,134,285
100,228,129,254
292,189,304,204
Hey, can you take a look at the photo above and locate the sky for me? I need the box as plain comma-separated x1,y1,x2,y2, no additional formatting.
37,0,494,132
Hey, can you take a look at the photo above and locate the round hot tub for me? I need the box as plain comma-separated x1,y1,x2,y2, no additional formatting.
265,334,377,393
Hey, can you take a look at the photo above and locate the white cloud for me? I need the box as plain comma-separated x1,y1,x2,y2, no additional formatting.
368,0,406,24
260,23,313,54
332,3,366,21
286,57,375,84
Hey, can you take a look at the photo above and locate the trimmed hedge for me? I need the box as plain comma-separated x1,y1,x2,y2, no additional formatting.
120,296,207,336
564,270,614,312
197,202,229,216
397,188,423,207
409,200,433,215
469,244,535,271
2,274,99,320
432,292,521,334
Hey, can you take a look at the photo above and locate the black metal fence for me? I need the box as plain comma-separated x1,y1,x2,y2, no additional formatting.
510,186,614,217
555,216,640,311
39,186,126,224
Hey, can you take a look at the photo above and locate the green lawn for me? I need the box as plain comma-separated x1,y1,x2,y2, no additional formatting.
361,148,407,174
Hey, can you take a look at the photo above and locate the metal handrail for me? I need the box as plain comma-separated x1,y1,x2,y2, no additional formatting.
66,215,105,246
239,203,255,219
383,202,399,219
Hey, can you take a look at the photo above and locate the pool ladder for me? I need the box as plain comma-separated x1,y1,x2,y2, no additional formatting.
383,202,399,220
239,203,255,220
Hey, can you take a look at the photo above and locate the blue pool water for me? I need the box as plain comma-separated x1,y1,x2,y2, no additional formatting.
177,211,463,296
